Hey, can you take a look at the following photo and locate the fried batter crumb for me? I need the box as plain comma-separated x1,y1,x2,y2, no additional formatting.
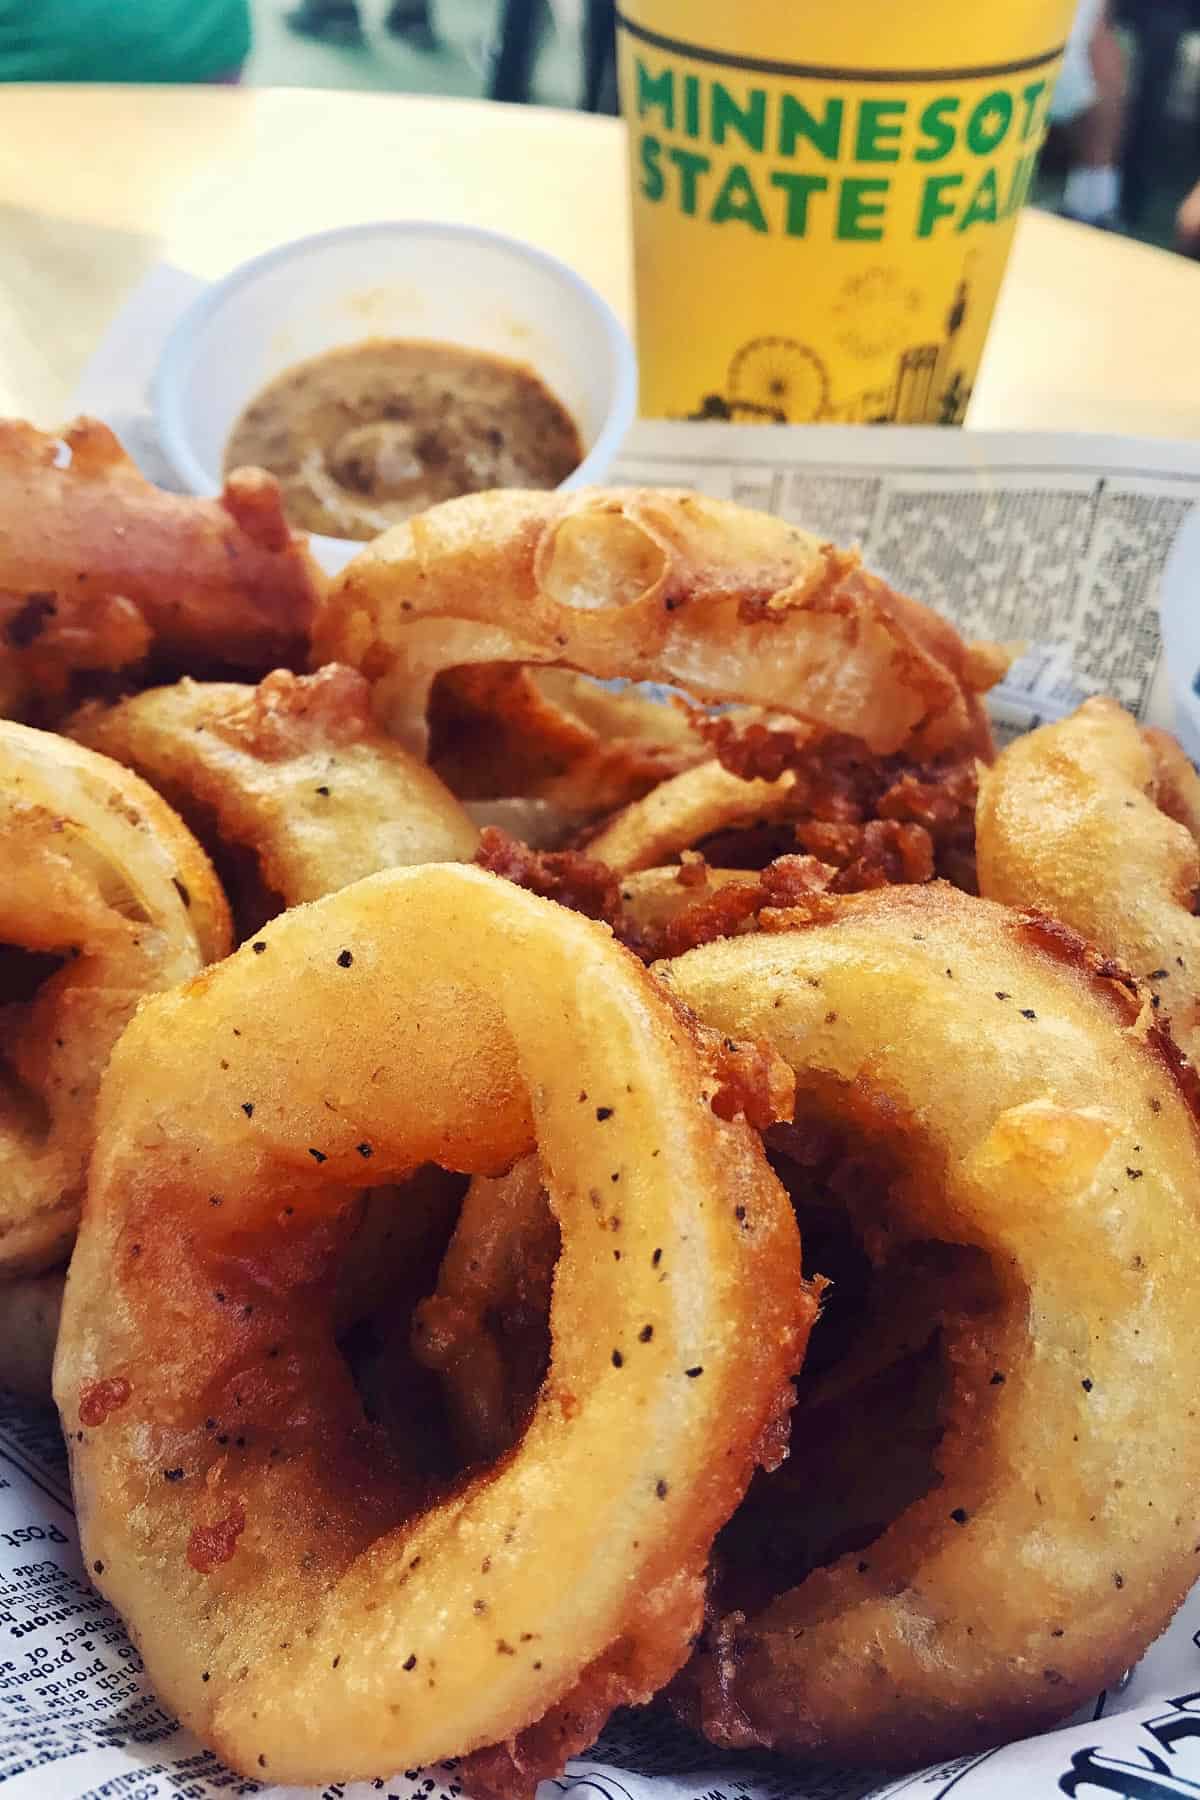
475,827,623,924
699,721,978,891
707,1029,793,1133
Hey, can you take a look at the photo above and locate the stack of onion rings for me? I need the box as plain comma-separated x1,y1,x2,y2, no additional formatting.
0,429,1192,1795
657,883,1200,1766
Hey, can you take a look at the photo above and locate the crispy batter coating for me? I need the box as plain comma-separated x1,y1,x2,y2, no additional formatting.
589,737,979,892
315,488,1000,762
658,884,1200,1767
56,865,815,1795
474,826,624,927
473,827,833,960
618,859,838,959
0,720,230,1276
70,665,479,936
474,819,927,963
0,419,321,720
977,697,1200,1058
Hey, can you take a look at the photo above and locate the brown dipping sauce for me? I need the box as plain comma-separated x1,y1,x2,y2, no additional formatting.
224,338,584,540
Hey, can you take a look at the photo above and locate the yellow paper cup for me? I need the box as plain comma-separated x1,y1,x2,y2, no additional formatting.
618,0,1078,423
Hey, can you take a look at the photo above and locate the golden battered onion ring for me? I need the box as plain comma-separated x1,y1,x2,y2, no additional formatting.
657,882,1200,1767
589,761,797,874
56,864,813,1792
1145,722,1200,841
430,665,700,821
977,697,1200,1059
0,419,321,720
315,488,996,760
0,720,230,1273
0,1267,64,1401
70,665,478,933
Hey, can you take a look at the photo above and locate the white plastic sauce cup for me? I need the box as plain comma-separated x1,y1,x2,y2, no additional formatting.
154,221,638,574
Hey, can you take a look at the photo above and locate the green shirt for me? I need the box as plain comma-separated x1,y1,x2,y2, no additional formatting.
0,0,251,83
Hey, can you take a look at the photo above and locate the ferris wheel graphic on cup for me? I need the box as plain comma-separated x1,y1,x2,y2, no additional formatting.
730,336,832,421
688,337,833,423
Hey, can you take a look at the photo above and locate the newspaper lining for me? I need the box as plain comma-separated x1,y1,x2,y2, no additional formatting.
6,274,1200,1800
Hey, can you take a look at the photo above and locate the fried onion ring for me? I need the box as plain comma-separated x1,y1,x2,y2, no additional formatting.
0,419,321,721
315,488,996,760
1145,722,1200,841
976,697,1200,1058
658,883,1200,1766
0,720,230,1274
589,762,797,874
70,665,478,936
429,665,699,821
56,864,813,1792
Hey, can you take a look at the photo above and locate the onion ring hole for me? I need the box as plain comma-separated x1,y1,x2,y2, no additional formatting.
711,1106,1007,1616
0,947,65,1149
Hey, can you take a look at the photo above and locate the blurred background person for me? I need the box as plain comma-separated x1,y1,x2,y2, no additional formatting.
1052,0,1127,228
488,0,613,108
283,0,436,52
0,0,252,80
581,0,614,112
1118,0,1200,234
